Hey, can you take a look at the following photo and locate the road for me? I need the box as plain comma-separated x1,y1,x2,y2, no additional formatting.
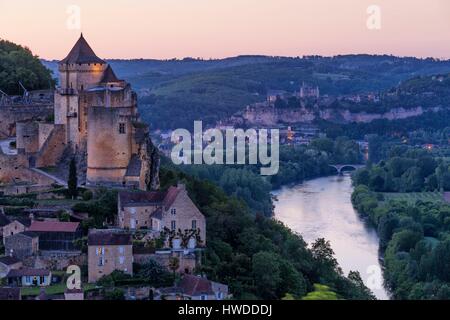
31,168,68,187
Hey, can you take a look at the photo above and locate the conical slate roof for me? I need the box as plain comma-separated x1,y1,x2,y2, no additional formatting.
100,65,121,83
60,33,105,64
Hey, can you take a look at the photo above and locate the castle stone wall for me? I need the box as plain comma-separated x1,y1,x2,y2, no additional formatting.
35,124,66,168
0,105,53,139
38,123,54,149
16,121,39,154
87,107,133,185
59,63,107,91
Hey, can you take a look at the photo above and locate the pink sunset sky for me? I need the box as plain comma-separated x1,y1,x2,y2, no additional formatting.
0,0,449,60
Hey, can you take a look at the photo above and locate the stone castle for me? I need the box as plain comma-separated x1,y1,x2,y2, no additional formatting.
0,34,159,192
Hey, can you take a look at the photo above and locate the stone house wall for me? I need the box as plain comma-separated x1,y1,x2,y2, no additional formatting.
162,189,206,245
5,234,38,260
118,204,159,229
88,244,133,283
2,221,27,244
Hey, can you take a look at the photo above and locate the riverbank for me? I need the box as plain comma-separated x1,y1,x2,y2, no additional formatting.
352,183,450,299
273,175,390,300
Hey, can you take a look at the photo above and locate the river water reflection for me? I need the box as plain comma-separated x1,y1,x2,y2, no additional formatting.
273,175,390,300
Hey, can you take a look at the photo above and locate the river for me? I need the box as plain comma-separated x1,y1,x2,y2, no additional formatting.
273,174,390,300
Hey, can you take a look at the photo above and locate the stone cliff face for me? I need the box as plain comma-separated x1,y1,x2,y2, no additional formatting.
237,105,443,126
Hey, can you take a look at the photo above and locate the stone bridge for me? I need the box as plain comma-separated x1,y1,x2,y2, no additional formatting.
329,164,365,175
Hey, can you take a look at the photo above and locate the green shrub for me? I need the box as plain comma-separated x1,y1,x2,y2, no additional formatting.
82,190,93,201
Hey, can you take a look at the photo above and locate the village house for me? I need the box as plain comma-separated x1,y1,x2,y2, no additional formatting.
160,274,229,301
87,230,133,283
0,256,23,278
2,217,32,244
117,184,206,245
6,268,52,287
0,287,21,300
28,221,82,251
4,231,39,260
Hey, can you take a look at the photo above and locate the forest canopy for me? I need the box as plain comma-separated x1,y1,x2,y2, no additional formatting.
0,39,54,95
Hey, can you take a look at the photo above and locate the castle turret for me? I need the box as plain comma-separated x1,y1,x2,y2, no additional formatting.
54,34,107,148
58,33,106,91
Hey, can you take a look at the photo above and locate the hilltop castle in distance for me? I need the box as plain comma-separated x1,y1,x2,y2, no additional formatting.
0,34,159,191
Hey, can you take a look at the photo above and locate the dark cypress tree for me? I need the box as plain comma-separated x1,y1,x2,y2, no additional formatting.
68,158,78,199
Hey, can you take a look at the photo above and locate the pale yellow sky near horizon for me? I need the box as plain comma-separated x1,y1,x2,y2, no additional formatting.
0,0,449,60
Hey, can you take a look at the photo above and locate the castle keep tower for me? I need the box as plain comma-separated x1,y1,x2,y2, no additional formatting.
55,33,107,148
52,34,159,190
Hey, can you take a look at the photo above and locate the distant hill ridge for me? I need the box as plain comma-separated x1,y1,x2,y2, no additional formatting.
41,55,450,130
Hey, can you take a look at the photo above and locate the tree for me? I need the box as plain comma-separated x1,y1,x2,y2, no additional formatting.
82,190,93,201
136,260,174,287
401,167,424,192
392,230,423,253
302,284,338,300
252,251,282,299
311,238,341,277
311,138,334,154
354,169,370,186
0,39,55,95
377,214,399,248
430,240,450,282
417,156,437,178
168,256,180,278
368,135,383,164
105,288,125,300
348,271,376,300
368,167,386,191
68,158,78,199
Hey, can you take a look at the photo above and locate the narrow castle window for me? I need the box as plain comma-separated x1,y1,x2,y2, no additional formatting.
119,123,126,134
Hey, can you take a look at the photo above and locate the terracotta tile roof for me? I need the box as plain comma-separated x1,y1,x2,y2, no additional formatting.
119,191,166,207
0,288,21,300
0,256,21,266
28,221,80,233
88,231,132,246
60,33,105,64
162,186,180,210
18,231,39,239
119,186,180,211
7,268,50,277
178,275,214,296
15,217,32,227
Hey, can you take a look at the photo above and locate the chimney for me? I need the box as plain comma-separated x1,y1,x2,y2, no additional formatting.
177,183,186,192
